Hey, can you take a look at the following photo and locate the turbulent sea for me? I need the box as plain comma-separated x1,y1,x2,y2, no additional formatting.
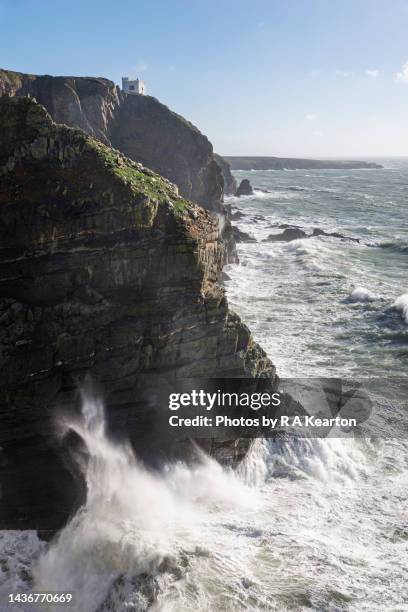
1,162,407,611
226,163,408,380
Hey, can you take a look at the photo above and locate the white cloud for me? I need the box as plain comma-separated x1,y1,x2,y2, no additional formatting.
306,113,317,121
366,69,379,79
395,60,408,83
307,70,319,77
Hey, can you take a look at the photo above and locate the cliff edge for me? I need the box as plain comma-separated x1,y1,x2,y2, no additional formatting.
0,69,225,211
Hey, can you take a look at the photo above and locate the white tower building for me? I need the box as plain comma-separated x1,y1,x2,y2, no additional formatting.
122,77,146,95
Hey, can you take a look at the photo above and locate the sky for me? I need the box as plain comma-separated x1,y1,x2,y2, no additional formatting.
1,0,408,157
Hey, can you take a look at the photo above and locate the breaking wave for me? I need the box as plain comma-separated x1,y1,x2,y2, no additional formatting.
348,287,377,302
31,394,256,611
378,241,408,254
393,293,408,324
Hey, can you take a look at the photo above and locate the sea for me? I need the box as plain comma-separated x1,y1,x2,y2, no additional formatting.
0,161,407,611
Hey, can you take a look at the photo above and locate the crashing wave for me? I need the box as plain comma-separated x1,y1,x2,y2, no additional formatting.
348,287,377,302
32,394,255,612
393,293,408,324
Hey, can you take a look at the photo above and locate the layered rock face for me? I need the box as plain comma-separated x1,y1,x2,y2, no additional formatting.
0,69,224,211
214,154,237,195
0,97,275,532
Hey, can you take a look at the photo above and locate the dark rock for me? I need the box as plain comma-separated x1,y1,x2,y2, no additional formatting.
277,223,300,229
230,210,245,220
0,97,277,531
312,228,334,237
236,179,253,197
262,225,360,244
312,228,360,243
263,228,307,242
214,154,237,195
233,227,257,243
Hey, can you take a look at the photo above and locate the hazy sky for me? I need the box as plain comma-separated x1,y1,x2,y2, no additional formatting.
2,0,408,157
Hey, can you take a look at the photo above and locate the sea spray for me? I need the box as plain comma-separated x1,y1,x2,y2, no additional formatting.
33,393,257,611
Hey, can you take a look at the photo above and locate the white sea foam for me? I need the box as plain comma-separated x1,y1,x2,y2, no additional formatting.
393,293,408,323
0,531,44,606
349,286,377,302
226,189,299,203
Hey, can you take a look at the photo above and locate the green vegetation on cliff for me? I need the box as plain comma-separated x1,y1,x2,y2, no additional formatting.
0,96,189,229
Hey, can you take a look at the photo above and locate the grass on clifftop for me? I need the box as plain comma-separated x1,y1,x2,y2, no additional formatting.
92,141,188,216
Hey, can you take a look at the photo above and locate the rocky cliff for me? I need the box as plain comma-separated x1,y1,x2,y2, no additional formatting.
0,69,225,211
0,97,275,532
214,154,237,195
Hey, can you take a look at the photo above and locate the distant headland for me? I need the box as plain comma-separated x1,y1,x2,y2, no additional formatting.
224,156,383,170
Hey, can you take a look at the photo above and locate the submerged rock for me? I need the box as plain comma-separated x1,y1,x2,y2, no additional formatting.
230,210,246,220
263,228,307,242
253,187,270,193
312,228,360,243
262,225,360,244
236,179,253,197
233,227,257,243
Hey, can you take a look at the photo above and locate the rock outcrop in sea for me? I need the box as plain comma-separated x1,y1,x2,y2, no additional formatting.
236,179,254,197
0,97,276,533
232,227,257,243
262,226,361,243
